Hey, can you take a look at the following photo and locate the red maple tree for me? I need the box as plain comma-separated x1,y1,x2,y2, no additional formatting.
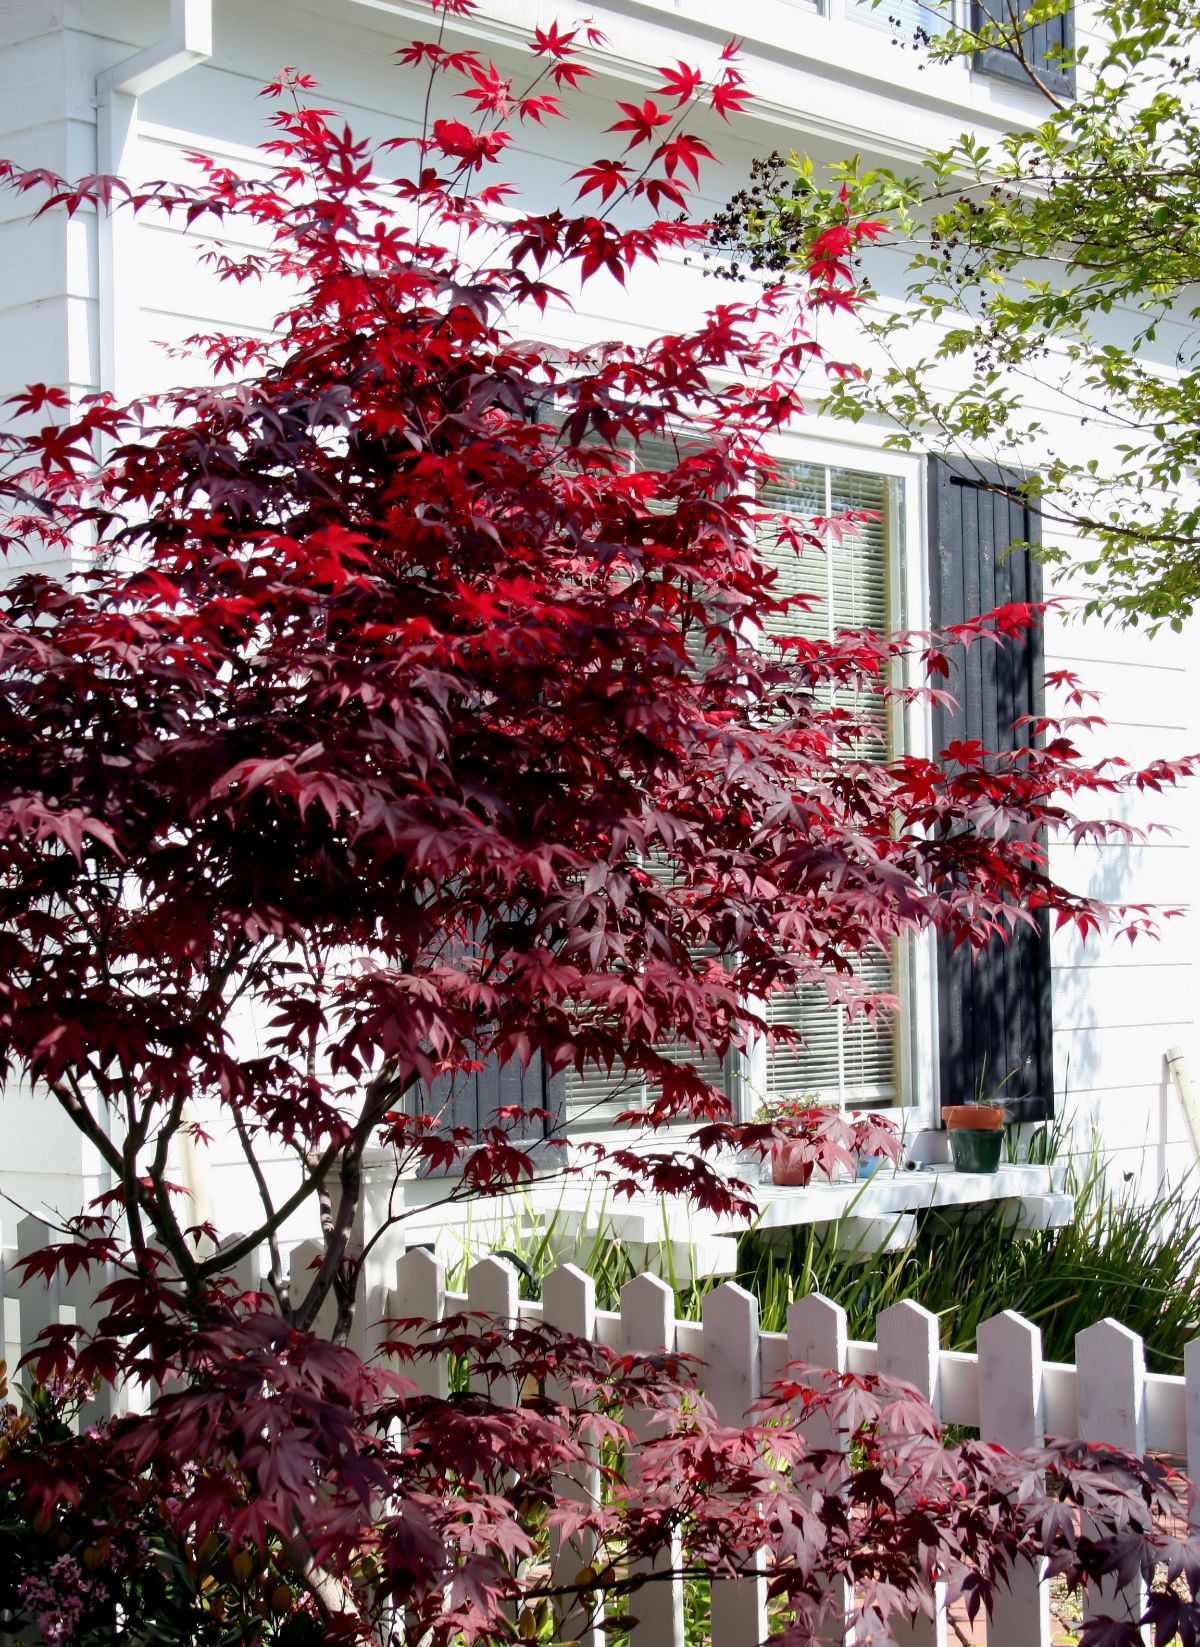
0,9,1195,1642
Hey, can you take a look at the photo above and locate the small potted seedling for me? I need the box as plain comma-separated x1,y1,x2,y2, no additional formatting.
759,1095,900,1186
942,1064,1015,1173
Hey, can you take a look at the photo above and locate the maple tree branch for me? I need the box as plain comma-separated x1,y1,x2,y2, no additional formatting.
50,1066,157,1269
350,1143,575,1278
291,1067,417,1335
193,1142,342,1285
230,1101,286,1296
49,1073,125,1182
144,1156,201,1289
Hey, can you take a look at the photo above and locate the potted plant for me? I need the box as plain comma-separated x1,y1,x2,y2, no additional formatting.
942,1065,1015,1173
759,1096,900,1186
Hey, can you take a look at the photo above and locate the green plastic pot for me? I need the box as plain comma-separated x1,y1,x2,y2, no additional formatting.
948,1127,1004,1173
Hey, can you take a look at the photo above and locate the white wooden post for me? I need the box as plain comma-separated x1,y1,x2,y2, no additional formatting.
0,1245,17,1386
387,1247,447,1647
877,1302,947,1647
15,1216,61,1370
289,1239,336,1339
393,1247,447,1400
12,1217,121,1428
59,1233,120,1425
1076,1319,1147,1635
468,1255,520,1407
227,1236,263,1297
544,1263,603,1647
978,1310,1050,1646
465,1256,523,1632
789,1294,852,1647
1186,1336,1200,1530
621,1272,685,1647
208,1233,262,1297
703,1284,768,1647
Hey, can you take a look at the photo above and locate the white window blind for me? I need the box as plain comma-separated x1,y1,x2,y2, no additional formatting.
756,459,902,1106
563,1041,729,1131
565,454,906,1126
564,435,726,1129
762,950,898,1104
756,461,894,755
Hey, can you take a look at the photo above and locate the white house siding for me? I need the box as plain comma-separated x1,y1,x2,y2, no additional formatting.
1044,605,1200,1189
0,2,100,559
0,3,108,1234
0,0,1197,1245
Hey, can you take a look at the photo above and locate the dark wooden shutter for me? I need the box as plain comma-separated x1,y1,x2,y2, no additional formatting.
421,1052,566,1177
973,0,1075,98
928,458,1054,1123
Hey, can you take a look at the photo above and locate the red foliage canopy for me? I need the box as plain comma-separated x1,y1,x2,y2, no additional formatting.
0,9,1194,1642
0,45,1180,1259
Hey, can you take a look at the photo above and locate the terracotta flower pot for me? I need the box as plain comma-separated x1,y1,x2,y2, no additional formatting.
942,1104,1005,1131
770,1139,815,1186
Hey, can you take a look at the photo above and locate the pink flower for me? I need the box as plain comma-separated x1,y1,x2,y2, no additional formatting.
18,1557,87,1647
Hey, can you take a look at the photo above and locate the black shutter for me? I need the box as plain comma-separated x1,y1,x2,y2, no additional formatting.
928,458,1054,1123
421,1051,566,1178
973,0,1075,98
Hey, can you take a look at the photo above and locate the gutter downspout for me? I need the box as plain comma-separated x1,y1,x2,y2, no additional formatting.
87,2,212,1208
94,0,213,399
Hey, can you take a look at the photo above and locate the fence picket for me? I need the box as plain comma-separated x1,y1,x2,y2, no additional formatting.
288,1239,336,1339
1187,1336,1200,1529
544,1263,603,1647
788,1294,851,1647
393,1247,448,1400
11,1216,121,1429
468,1255,520,1406
60,1234,121,1425
15,1216,60,1371
1077,1319,1147,1633
621,1271,685,1647
978,1311,1050,1646
703,1283,769,1647
877,1302,947,1647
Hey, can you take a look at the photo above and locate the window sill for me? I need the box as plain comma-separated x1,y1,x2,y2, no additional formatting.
747,1161,1070,1230
518,1160,1071,1242
418,1159,1070,1239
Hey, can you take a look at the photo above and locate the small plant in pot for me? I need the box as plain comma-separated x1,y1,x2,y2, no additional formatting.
759,1095,901,1187
942,1066,1015,1173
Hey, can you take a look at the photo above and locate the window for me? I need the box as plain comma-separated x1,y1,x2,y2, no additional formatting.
563,454,910,1127
756,460,897,759
562,433,730,1131
823,0,1074,97
972,0,1075,97
419,451,1054,1148
749,460,906,1111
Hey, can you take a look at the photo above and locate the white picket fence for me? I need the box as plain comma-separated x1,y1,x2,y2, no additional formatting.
3,1212,1198,1645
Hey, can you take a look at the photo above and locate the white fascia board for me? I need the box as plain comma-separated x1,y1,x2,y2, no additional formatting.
338,0,1056,159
